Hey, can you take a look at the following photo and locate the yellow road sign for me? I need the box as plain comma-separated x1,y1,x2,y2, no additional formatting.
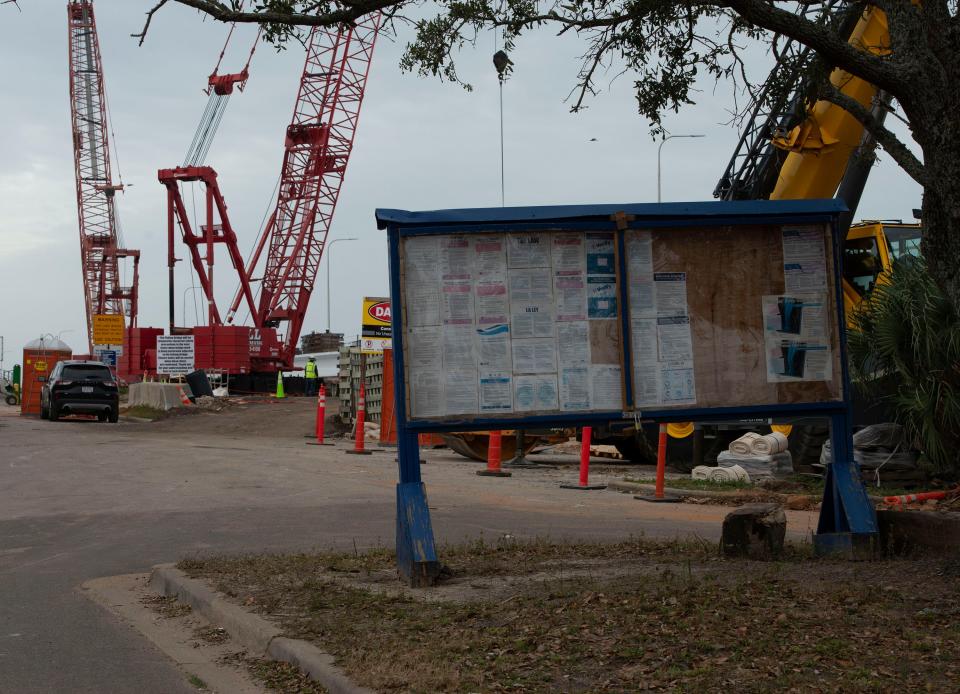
92,314,125,345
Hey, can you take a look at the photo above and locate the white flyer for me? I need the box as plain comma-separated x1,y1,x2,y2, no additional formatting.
559,367,590,410
511,338,557,374
556,321,590,366
442,324,476,368
156,335,195,376
656,315,694,361
440,236,472,279
405,326,441,369
403,236,441,327
654,272,688,316
479,371,513,412
444,368,479,415
509,267,553,302
514,374,559,412
473,235,507,277
627,230,656,317
508,234,550,268
630,318,659,406
660,360,696,404
441,279,475,325
589,365,623,410
408,369,443,418
765,341,832,383
762,294,827,340
554,273,587,321
552,233,586,271
477,324,512,371
782,226,827,294
475,279,509,325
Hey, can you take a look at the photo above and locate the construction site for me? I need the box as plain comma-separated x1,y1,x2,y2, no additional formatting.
1,1,958,693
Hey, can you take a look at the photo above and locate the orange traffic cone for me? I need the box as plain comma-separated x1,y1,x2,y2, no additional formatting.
345,382,372,455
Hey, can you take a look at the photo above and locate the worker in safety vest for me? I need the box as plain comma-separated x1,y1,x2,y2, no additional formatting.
305,356,319,396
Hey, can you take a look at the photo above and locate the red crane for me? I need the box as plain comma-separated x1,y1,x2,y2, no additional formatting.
160,13,382,370
67,0,139,352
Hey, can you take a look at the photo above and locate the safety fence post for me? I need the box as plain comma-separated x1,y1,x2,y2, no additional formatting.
345,381,372,455
306,382,334,446
561,426,606,490
476,430,511,477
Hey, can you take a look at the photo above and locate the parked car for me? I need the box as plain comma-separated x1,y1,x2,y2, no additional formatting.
41,361,119,422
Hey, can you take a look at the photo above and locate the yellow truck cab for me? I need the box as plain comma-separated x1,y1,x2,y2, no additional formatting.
842,221,922,322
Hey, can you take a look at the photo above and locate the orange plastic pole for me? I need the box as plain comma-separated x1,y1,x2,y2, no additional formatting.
884,490,949,506
579,426,592,486
315,383,326,444
655,423,667,499
476,430,511,477
353,382,366,452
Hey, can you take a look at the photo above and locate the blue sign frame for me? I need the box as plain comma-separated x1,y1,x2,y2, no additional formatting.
377,199,878,585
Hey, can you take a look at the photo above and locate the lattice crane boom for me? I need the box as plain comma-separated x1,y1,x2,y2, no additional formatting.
68,0,138,351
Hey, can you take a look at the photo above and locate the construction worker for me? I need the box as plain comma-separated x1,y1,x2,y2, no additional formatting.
304,356,319,397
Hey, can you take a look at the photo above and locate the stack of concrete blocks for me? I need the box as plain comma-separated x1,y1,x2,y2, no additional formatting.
336,346,384,425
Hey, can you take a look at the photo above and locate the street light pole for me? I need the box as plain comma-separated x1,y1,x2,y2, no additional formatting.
325,237,359,333
657,134,705,203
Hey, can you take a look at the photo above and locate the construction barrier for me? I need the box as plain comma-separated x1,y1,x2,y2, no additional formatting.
476,430,511,477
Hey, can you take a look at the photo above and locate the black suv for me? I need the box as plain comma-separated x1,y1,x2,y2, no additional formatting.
41,361,120,422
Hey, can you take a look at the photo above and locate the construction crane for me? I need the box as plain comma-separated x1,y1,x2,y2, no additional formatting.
158,13,382,372
67,0,139,353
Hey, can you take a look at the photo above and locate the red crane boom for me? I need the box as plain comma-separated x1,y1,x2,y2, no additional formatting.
67,0,139,352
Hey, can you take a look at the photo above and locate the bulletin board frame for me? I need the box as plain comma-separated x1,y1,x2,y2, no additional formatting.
376,200,878,586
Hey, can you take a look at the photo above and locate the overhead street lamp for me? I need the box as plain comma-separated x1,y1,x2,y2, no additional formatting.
657,133,705,203
325,237,359,333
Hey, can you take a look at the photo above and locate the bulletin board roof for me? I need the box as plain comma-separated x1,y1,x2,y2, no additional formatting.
376,199,848,229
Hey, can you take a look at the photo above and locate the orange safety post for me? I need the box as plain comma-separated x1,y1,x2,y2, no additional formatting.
306,382,334,446
634,423,679,503
884,490,952,506
345,381,372,455
476,430,511,477
379,348,398,446
561,426,606,490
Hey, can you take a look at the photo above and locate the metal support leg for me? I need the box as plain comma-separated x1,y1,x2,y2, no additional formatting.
395,428,440,586
813,412,879,558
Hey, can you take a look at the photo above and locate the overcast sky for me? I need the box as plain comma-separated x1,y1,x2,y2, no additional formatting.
0,1,922,366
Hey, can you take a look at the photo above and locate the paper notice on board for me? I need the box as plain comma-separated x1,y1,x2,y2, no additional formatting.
444,369,479,415
557,321,590,366
554,273,587,321
552,233,585,271
406,326,441,369
477,324,511,371
762,294,832,382
512,338,557,374
409,369,443,418
514,375,559,412
508,234,550,268
479,371,513,412
589,365,622,410
782,226,827,294
586,232,615,273
473,235,507,277
442,325,476,368
403,236,441,327
627,231,656,317
442,279,474,325
587,277,617,318
559,367,590,410
630,318,659,406
660,360,696,404
509,268,553,302
475,279,509,325
510,267,554,338
440,237,471,279
657,315,694,361
654,272,688,316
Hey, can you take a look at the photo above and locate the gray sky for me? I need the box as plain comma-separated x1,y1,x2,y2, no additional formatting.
0,1,922,366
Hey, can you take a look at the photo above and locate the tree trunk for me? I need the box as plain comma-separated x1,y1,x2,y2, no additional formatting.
920,154,960,310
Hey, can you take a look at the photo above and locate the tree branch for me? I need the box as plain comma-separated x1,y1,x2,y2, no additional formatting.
821,84,926,185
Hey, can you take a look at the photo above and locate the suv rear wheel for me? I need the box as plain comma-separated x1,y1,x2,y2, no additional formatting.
108,407,119,423
50,404,61,422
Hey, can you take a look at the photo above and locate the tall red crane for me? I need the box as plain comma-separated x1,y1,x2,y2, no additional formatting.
68,0,139,352
160,13,382,370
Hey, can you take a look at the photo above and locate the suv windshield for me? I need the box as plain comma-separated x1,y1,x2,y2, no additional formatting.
61,365,112,381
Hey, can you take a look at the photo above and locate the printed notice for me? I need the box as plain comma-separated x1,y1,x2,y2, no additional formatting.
409,369,443,418
554,273,587,321
630,318,659,406
557,321,590,366
762,293,832,382
508,234,550,268
657,315,694,361
445,369,479,415
660,360,696,404
586,232,617,319
442,279,474,325
406,326,441,369
514,375,559,412
442,325,476,368
782,226,827,294
512,338,557,374
477,324,512,371
589,365,623,410
552,233,585,271
626,230,656,317
440,237,471,279
475,279,509,325
479,371,513,412
156,335,195,376
474,235,507,277
559,367,590,410
403,236,441,327
654,272,688,317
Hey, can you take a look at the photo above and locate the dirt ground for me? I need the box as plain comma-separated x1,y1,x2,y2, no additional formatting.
181,539,960,693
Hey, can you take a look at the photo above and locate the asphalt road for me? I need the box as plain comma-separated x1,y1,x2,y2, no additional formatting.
0,400,819,692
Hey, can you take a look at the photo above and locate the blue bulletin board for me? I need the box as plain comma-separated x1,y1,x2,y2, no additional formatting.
377,200,877,585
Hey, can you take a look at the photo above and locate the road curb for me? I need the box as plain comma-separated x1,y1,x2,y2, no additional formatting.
150,564,373,694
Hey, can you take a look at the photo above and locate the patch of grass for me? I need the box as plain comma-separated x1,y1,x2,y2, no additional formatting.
187,673,207,690
141,594,192,618
219,652,327,693
180,539,960,692
122,404,166,420
625,477,754,491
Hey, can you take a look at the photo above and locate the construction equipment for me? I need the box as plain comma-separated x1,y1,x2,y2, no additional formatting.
156,13,382,375
67,1,140,353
